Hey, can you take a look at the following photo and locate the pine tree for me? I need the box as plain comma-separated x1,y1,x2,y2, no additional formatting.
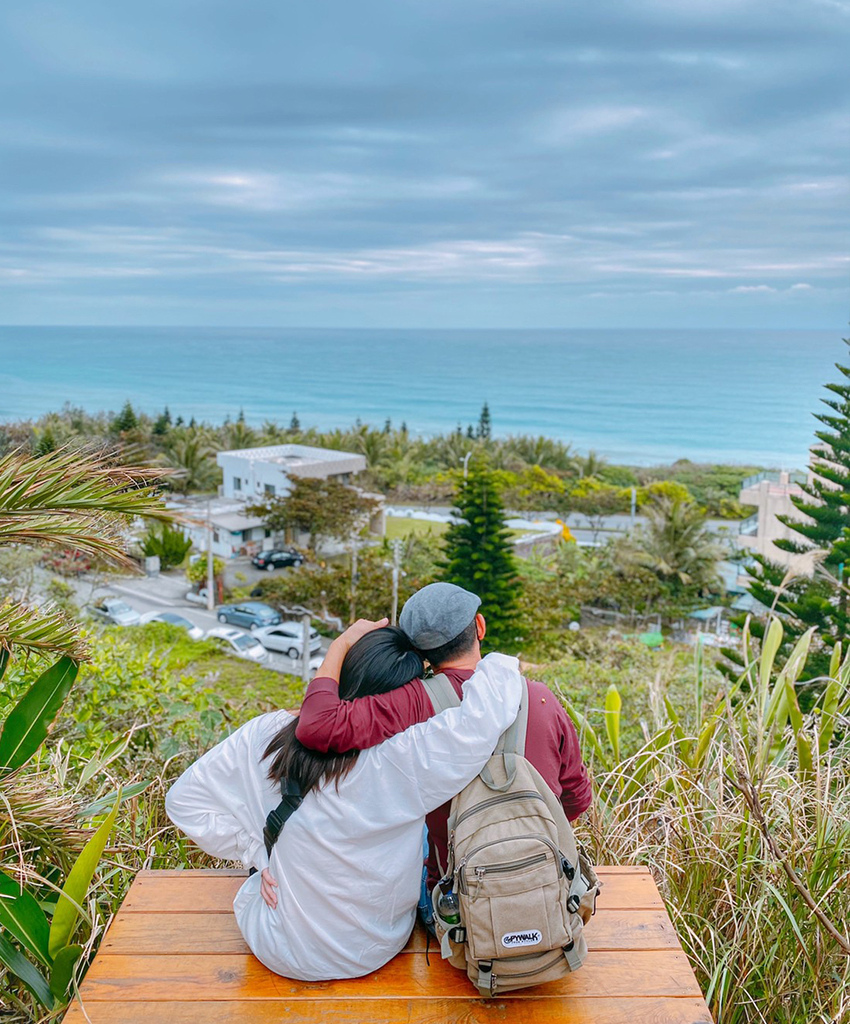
732,339,850,677
113,400,138,433
478,402,492,441
442,459,521,650
290,411,301,432
152,407,172,436
466,424,475,439
35,427,57,456
383,418,392,434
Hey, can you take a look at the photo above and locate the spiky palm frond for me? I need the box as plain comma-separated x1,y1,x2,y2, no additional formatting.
0,448,173,656
0,602,89,661
0,448,171,569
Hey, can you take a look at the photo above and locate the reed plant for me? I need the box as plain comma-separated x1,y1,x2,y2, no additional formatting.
559,621,850,1024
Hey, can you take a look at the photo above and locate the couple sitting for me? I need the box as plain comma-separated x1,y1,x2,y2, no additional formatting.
166,582,592,983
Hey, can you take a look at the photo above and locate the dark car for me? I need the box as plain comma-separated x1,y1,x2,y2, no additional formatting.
216,601,282,630
251,548,304,572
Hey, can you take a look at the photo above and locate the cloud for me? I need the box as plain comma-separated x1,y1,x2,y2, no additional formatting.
0,0,846,326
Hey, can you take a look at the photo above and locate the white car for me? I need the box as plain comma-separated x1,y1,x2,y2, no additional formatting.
185,587,210,606
87,597,141,627
253,621,322,659
139,610,204,640
205,626,268,662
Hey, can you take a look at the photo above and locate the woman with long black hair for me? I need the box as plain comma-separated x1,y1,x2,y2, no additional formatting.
166,617,521,981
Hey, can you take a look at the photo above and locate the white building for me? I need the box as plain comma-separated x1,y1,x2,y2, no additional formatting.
737,469,814,576
172,497,273,560
217,444,367,502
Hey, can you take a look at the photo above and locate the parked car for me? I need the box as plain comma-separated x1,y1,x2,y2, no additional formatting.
216,601,282,630
139,610,204,640
205,627,268,662
254,621,322,659
251,548,304,572
87,597,141,627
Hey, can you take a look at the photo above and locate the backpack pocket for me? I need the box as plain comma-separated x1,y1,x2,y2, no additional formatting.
458,837,571,961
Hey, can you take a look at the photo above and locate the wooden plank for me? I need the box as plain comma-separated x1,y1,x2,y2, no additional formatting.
79,950,703,1001
101,910,681,956
135,866,653,878
63,996,714,1024
120,870,663,913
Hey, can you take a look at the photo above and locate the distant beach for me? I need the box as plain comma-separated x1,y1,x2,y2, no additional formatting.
0,326,840,467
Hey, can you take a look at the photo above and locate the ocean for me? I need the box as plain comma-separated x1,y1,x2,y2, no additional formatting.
0,326,843,467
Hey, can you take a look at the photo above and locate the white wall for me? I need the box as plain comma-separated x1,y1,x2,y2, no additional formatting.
218,453,294,502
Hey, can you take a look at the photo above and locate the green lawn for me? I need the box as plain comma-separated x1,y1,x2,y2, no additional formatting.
385,516,530,543
385,516,449,541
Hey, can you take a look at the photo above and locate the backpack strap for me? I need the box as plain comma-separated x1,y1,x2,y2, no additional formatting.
479,679,529,792
263,776,303,857
423,670,528,792
421,672,461,714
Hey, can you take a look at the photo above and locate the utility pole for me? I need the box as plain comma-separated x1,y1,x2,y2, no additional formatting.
301,612,312,683
630,486,637,531
462,451,472,480
349,542,359,624
206,499,215,612
390,539,403,626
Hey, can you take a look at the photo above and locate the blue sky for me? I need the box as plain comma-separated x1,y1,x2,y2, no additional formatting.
1,0,848,328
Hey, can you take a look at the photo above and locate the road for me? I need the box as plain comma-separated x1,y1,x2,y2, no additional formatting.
68,566,328,675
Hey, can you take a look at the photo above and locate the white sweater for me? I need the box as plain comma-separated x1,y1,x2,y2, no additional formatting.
165,652,521,981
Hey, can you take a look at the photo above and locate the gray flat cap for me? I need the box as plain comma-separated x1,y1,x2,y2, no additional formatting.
399,582,481,649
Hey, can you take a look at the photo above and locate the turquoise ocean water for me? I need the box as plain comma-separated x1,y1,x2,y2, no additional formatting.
0,326,843,467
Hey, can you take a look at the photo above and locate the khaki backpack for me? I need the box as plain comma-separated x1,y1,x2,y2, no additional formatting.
422,673,600,998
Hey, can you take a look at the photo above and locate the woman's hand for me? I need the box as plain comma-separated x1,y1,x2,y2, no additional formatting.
315,617,389,681
260,868,279,909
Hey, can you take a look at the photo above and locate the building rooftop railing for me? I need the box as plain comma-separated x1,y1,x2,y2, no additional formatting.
740,469,807,491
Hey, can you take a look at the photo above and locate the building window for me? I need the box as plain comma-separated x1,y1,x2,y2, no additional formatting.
233,476,241,491
264,483,276,496
265,529,272,538
213,529,220,543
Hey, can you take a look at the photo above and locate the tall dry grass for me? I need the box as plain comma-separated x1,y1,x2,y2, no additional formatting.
559,621,850,1024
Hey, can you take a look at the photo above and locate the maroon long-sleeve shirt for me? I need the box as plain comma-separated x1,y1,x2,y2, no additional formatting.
295,668,592,886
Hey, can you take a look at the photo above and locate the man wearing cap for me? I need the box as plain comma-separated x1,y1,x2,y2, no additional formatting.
295,582,592,899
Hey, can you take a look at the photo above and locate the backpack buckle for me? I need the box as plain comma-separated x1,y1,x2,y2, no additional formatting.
477,960,494,997
567,894,581,914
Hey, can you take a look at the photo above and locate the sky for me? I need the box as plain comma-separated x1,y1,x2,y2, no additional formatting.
0,0,848,329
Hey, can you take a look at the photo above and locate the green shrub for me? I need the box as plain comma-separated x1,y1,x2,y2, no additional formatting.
141,524,192,570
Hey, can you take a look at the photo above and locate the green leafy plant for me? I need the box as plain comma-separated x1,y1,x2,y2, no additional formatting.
141,522,192,570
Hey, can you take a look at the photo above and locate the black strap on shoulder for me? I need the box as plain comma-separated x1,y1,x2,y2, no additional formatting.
263,776,303,856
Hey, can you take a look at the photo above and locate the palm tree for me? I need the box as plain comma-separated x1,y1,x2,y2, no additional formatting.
504,435,578,474
622,495,723,598
0,447,172,658
159,433,220,494
578,449,607,479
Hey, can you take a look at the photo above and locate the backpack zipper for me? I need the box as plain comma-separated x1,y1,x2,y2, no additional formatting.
453,791,545,830
459,834,560,894
473,852,547,879
493,950,566,982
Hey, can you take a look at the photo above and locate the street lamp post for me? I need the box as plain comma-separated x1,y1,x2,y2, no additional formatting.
206,499,215,612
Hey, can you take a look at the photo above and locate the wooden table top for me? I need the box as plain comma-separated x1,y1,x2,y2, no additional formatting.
63,866,714,1024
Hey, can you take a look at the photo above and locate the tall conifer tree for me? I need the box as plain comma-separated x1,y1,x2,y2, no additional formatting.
478,402,492,440
734,339,850,674
442,458,520,649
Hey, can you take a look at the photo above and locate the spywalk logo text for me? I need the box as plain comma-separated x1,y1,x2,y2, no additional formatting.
501,929,542,948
